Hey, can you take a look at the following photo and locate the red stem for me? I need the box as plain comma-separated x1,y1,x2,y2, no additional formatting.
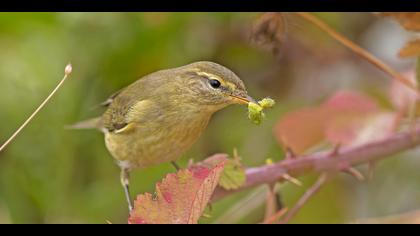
212,127,420,201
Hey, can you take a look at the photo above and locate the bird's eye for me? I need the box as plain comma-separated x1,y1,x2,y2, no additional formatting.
209,79,221,89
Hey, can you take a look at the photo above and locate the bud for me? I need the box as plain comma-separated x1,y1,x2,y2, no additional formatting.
65,63,73,76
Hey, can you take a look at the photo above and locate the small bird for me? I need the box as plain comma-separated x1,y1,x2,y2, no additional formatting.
71,61,256,211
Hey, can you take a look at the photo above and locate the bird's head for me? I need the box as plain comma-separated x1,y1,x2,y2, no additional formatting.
175,61,256,111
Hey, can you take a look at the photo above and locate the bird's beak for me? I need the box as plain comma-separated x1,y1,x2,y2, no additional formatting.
229,92,257,105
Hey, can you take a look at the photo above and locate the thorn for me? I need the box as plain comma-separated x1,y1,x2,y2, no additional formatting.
343,167,365,182
328,143,341,158
285,147,296,160
281,173,302,187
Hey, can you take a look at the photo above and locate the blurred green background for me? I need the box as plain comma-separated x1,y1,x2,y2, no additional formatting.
0,12,419,224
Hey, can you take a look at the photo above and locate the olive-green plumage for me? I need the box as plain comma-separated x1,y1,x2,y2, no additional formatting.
72,61,254,210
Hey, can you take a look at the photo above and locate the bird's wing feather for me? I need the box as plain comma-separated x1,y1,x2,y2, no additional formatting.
100,68,178,133
101,76,164,133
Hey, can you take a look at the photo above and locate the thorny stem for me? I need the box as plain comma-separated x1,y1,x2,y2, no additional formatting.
0,64,72,153
294,12,418,94
211,126,420,201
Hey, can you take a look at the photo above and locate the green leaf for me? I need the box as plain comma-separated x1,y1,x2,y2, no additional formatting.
218,159,246,190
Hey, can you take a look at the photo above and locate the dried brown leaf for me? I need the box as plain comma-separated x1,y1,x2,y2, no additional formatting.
399,38,420,58
380,12,420,31
251,12,286,54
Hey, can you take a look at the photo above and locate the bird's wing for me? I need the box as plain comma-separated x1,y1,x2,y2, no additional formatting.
103,98,159,133
100,69,172,133
101,78,162,134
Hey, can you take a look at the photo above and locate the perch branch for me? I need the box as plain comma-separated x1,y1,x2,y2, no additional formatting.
212,127,420,201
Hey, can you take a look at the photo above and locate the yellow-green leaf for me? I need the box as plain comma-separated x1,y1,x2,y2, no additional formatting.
218,159,246,190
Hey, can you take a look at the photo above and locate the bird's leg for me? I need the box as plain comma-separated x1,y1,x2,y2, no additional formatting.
120,168,133,212
171,161,181,171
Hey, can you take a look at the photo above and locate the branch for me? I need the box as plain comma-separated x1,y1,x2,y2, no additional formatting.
280,173,328,223
212,127,420,201
294,12,418,94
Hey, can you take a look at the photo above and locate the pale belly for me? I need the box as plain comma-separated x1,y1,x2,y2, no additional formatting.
104,115,211,170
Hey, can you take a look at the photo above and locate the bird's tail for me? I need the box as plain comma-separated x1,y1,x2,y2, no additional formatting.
66,117,103,130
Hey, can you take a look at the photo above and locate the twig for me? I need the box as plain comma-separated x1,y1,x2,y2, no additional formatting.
264,183,282,222
263,207,288,224
280,173,329,224
294,12,418,94
211,126,420,201
0,64,72,153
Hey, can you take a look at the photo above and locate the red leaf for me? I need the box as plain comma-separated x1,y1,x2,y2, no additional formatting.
128,156,226,224
274,90,392,153
326,112,397,147
274,106,330,154
322,90,379,113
